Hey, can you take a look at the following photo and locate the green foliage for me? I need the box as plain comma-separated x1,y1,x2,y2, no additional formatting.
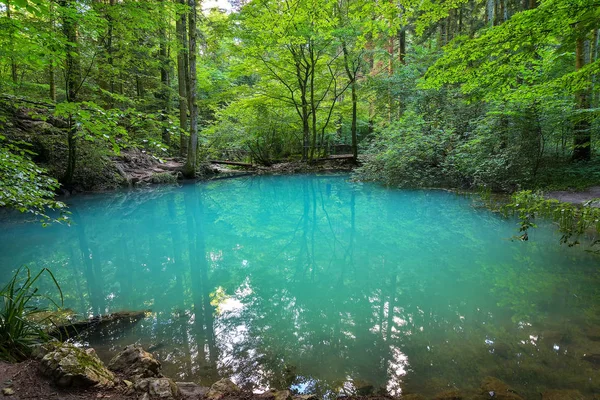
356,111,456,187
506,190,600,248
0,139,67,224
0,266,63,362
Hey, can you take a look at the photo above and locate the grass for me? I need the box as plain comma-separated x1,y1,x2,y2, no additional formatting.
0,267,63,362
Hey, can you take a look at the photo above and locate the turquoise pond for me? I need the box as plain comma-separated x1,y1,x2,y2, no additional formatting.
2,174,600,398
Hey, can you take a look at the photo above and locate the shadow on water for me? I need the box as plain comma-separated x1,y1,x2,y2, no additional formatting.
2,175,600,398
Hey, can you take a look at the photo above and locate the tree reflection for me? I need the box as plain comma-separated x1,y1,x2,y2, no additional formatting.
1,177,600,398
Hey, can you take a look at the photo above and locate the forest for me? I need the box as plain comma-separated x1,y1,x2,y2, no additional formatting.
0,0,598,210
2,0,600,399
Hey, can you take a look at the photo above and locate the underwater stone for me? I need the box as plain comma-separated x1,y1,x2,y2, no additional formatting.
176,382,209,398
207,378,241,400
259,389,293,400
38,342,115,388
135,377,179,399
479,377,523,400
108,344,161,380
541,389,584,400
432,388,462,400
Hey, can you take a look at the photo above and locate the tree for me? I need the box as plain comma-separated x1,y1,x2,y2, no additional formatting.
183,0,199,177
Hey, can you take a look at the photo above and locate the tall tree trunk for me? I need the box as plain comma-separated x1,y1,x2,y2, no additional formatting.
350,81,358,161
573,34,591,161
49,0,56,102
6,0,18,87
61,0,80,185
184,0,199,177
398,28,406,65
159,0,171,148
49,64,56,101
309,42,318,162
176,0,189,157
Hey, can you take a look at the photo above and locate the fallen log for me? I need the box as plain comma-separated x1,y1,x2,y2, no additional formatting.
49,310,149,340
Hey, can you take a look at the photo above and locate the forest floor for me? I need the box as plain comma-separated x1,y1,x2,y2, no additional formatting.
545,186,600,206
0,360,129,400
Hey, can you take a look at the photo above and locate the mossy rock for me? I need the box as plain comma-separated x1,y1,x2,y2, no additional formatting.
541,389,585,400
432,388,462,400
149,172,178,184
39,342,114,388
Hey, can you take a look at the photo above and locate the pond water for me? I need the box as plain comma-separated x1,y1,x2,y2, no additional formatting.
2,174,600,398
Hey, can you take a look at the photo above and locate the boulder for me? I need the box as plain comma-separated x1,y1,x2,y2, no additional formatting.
135,377,180,399
176,382,210,398
39,343,115,388
108,345,161,380
206,378,241,400
541,389,584,400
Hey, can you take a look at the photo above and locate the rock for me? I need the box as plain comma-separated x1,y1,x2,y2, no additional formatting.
39,342,115,388
433,389,462,400
541,389,584,400
293,395,318,400
207,378,241,400
259,390,293,400
479,377,523,400
108,345,161,380
401,395,426,400
2,388,14,396
135,377,179,399
583,354,600,367
176,382,209,398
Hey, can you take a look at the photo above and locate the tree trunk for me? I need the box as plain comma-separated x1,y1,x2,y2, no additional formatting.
398,28,406,65
351,81,358,161
183,0,199,177
309,43,317,163
6,0,18,86
49,64,56,102
176,0,189,157
573,35,591,161
61,0,80,185
159,0,171,148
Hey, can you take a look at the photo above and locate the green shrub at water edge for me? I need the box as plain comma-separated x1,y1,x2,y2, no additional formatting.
0,267,63,362
506,191,600,249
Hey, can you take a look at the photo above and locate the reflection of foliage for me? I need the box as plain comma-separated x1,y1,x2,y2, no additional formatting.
1,177,600,398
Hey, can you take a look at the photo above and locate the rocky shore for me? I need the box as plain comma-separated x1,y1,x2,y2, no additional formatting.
0,340,591,400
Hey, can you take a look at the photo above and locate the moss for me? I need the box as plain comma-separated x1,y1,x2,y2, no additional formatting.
150,172,178,184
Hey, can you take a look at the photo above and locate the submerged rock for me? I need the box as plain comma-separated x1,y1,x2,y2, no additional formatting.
108,344,162,381
432,388,462,400
259,389,293,400
135,377,179,399
293,395,319,400
207,378,241,400
176,382,209,398
582,353,600,367
39,342,115,388
541,389,584,400
479,377,523,400
400,394,426,400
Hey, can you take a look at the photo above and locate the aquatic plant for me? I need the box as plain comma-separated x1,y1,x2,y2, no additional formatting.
0,267,63,362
